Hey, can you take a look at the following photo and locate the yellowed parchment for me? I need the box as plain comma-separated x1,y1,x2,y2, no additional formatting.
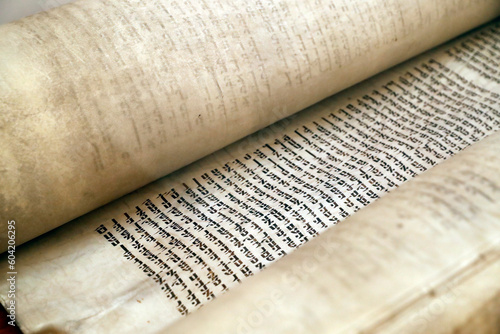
1,19,499,333
1,0,499,250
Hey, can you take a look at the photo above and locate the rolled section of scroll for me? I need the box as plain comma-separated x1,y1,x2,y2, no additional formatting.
0,0,499,249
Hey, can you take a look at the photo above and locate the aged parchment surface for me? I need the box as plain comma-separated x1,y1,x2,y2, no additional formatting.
1,0,499,249
0,17,499,333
